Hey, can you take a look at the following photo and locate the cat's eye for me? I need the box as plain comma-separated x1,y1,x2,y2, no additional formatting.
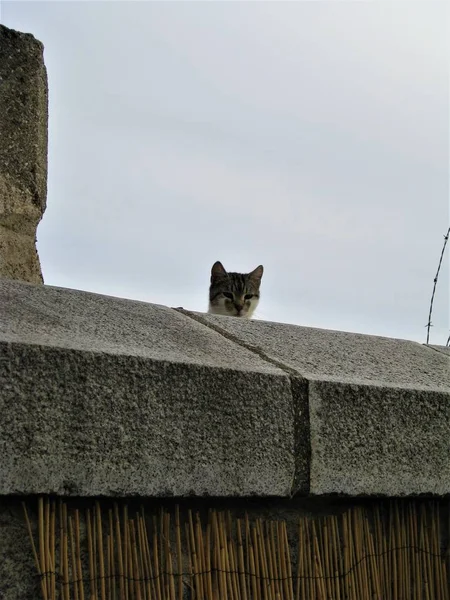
244,294,254,300
223,292,234,300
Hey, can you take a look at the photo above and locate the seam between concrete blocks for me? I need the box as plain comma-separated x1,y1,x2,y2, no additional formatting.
174,309,305,379
174,309,311,496
422,344,450,360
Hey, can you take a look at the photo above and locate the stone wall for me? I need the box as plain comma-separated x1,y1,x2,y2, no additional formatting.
0,25,48,283
1,277,449,499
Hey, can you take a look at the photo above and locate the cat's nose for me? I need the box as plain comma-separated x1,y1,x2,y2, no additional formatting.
235,304,244,314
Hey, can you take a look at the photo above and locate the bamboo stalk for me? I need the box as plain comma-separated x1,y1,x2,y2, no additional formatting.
114,504,125,600
50,501,56,600
363,512,381,600
61,504,69,600
106,535,112,600
175,506,183,600
229,529,241,600
95,502,107,600
322,517,332,600
130,520,142,600
194,513,206,600
136,513,150,600
141,510,156,600
153,517,162,600
162,514,169,600
45,498,51,600
75,510,86,600
425,504,435,600
342,512,350,600
402,503,411,600
373,506,385,600
407,504,418,600
248,534,259,600
221,512,235,600
38,497,49,600
159,509,165,599
282,522,294,600
211,511,219,599
296,520,304,600
245,514,251,600
255,519,270,600
312,519,326,600
185,522,195,600
420,506,431,600
187,510,201,599
126,515,135,600
432,503,445,600
69,515,80,600
269,522,281,600
63,530,70,600
23,502,48,600
395,501,405,600
124,507,130,600
336,515,344,600
205,520,214,600
59,501,64,600
167,513,176,600
354,507,368,600
252,524,262,600
343,511,357,600
237,519,248,600
109,510,117,600
304,519,314,600
224,511,239,600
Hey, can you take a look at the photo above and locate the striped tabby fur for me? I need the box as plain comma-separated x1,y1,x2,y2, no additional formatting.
208,261,263,318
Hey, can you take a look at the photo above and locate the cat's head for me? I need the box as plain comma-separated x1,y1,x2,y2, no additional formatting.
208,261,264,318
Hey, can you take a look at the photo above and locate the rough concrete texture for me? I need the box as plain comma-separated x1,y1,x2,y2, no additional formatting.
195,313,449,390
0,279,295,496
309,380,450,495
0,501,40,600
1,278,450,497
0,25,48,283
429,344,450,356
195,313,450,495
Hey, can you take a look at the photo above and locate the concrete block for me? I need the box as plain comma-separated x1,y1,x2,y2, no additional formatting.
2,279,449,498
0,25,48,283
429,345,450,356
309,380,450,495
0,279,295,496
194,314,449,390
195,313,450,495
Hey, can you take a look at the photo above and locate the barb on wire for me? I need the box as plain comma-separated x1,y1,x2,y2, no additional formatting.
425,226,450,344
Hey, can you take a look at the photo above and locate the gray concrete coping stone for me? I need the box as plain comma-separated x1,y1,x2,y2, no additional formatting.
1,278,450,497
195,313,449,390
187,312,450,495
0,279,295,496
429,344,450,356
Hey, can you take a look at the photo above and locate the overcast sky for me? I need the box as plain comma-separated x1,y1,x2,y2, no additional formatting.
2,1,449,344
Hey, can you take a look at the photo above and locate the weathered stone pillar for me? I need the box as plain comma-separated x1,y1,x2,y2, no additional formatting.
0,25,48,283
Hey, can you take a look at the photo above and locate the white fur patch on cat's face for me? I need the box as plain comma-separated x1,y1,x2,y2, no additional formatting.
208,295,259,318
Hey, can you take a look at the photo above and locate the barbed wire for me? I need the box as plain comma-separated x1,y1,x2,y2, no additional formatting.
425,227,450,345
35,543,448,588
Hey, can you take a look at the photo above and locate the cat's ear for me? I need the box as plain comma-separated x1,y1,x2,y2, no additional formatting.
249,265,264,282
211,261,227,280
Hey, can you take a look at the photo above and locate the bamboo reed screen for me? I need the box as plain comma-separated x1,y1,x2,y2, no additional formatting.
23,499,450,600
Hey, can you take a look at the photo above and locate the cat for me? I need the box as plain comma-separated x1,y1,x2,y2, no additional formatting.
208,261,264,318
